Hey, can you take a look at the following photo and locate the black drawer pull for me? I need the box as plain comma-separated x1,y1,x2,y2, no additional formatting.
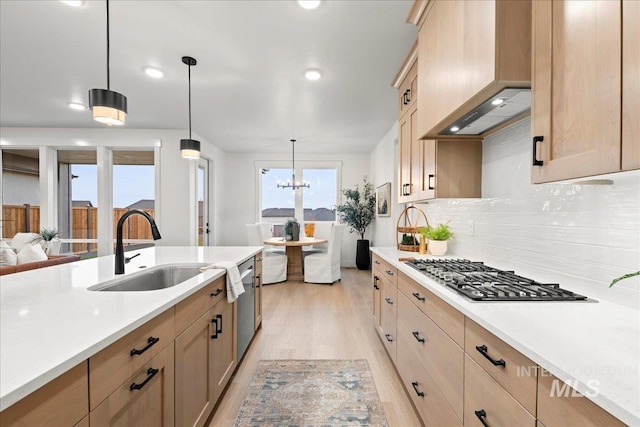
411,381,425,397
255,274,261,288
210,288,223,297
211,318,219,339
475,409,489,427
216,314,222,334
428,174,435,190
385,270,394,276
412,292,425,301
130,336,159,356
385,297,393,305
130,368,159,391
373,276,380,290
476,345,506,367
406,89,411,103
374,260,381,265
412,331,425,343
532,136,544,166
384,333,393,342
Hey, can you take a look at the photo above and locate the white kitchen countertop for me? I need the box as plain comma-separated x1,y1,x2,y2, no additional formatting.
0,246,261,412
371,247,640,427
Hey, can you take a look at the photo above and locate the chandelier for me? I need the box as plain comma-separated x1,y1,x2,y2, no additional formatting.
277,139,310,190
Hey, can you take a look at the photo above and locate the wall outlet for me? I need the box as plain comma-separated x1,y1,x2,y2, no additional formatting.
467,220,474,236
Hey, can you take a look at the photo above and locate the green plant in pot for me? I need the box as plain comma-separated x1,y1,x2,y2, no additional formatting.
283,218,300,241
31,227,61,255
419,222,453,256
335,177,376,270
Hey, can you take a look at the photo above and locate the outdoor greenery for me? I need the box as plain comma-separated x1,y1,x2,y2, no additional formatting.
419,223,454,241
335,177,376,240
31,227,61,243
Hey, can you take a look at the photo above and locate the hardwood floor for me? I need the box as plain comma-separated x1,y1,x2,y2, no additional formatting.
207,268,422,426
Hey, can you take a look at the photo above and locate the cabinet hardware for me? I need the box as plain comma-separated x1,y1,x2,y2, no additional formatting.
411,381,425,397
428,174,435,190
476,344,506,367
130,367,159,391
210,289,223,297
406,89,411,103
385,297,393,305
211,318,219,339
373,276,380,290
130,336,159,356
256,257,263,261
385,270,394,276
402,92,409,105
532,136,544,166
412,292,425,301
384,333,394,342
475,409,489,427
374,260,380,265
412,331,425,343
255,274,261,288
216,314,222,334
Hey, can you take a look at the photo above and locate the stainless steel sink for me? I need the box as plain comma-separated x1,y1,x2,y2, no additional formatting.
89,264,210,292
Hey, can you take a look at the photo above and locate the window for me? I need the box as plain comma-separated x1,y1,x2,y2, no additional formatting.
302,168,336,222
261,168,295,237
1,149,40,239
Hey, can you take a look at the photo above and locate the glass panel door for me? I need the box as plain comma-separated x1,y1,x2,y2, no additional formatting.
197,158,209,246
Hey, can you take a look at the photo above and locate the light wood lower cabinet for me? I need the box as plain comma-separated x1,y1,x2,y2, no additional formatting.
379,274,398,363
210,296,236,404
0,362,88,427
537,373,625,427
254,256,263,330
90,342,175,427
465,355,536,427
372,272,382,331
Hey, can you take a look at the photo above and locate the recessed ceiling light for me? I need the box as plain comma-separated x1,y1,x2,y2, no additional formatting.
69,102,86,111
305,69,322,80
450,126,460,132
491,98,505,106
59,0,86,6
143,66,165,79
298,0,321,10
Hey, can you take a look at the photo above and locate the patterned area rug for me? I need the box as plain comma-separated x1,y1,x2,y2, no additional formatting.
233,359,388,427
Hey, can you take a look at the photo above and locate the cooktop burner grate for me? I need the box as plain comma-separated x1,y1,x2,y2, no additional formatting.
406,259,588,301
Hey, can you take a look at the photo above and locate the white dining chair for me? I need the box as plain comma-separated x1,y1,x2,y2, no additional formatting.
257,222,285,254
302,222,332,256
303,224,344,284
246,224,287,284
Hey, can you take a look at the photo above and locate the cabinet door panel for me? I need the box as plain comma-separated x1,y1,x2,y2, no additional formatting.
532,0,621,182
211,299,236,402
622,0,640,170
254,256,263,329
398,107,414,203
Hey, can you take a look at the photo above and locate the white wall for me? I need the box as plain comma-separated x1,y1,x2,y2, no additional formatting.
220,152,370,267
0,127,226,247
411,117,640,292
369,122,398,247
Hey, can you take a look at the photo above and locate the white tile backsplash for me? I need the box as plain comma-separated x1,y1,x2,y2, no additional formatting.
414,117,640,293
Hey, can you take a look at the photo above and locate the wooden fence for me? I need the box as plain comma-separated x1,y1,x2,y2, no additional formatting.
2,204,155,254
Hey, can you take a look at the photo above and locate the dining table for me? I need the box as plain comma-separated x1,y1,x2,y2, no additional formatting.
263,237,328,282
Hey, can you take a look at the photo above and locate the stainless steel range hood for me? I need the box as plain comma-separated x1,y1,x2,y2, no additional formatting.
439,88,531,136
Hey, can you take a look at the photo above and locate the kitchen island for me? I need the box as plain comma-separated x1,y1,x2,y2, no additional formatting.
0,246,261,418
372,247,640,426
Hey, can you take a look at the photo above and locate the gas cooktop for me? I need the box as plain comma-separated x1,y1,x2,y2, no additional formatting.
405,259,589,302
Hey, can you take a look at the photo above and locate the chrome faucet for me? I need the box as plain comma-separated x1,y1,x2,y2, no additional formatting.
115,209,162,274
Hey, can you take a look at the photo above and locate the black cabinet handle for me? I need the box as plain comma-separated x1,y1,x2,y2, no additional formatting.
402,92,408,105
532,136,544,166
412,331,425,343
476,345,506,367
384,333,393,342
130,368,159,391
411,381,425,397
385,270,394,276
475,409,489,427
374,260,381,265
406,89,411,103
210,288,223,297
216,314,222,334
211,318,219,339
385,297,393,305
373,276,380,290
255,274,261,288
130,336,159,356
412,292,425,301
428,174,435,190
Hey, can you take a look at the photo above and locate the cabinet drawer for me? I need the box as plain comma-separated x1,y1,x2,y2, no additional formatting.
397,292,463,419
397,334,461,427
380,281,397,362
89,309,175,410
175,276,226,335
537,373,625,427
0,362,88,427
372,255,397,285
465,319,537,414
90,342,175,427
464,356,535,427
398,271,464,347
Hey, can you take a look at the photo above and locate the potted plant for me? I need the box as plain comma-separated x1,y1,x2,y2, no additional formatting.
335,177,376,270
610,271,640,287
283,218,300,241
419,223,453,256
31,227,61,255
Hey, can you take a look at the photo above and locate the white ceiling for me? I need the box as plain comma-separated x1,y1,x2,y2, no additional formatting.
0,0,416,154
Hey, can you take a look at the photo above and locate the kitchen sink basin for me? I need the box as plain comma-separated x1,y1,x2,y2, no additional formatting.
89,264,210,292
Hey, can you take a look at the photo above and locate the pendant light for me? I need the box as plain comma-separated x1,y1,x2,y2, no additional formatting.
88,0,127,126
277,139,310,189
180,56,201,160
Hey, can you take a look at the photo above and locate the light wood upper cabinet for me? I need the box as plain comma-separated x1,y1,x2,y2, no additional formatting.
417,0,531,139
398,104,421,203
531,0,623,183
622,0,639,170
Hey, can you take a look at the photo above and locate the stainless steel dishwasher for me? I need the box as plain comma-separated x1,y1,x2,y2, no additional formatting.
236,257,255,361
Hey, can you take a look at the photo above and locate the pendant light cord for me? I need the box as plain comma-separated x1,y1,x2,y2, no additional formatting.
106,0,110,90
188,64,192,139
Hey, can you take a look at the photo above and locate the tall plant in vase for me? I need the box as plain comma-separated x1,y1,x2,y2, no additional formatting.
335,177,376,270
